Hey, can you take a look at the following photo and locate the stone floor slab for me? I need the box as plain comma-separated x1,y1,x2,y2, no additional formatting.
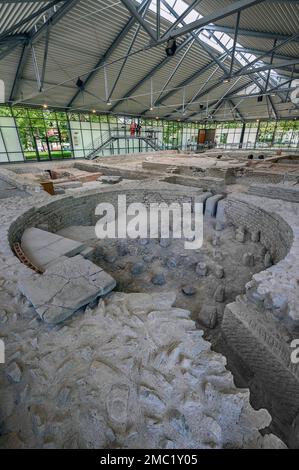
18,255,116,324
21,227,86,269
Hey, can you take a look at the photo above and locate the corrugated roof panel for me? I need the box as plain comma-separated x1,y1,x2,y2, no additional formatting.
0,0,298,120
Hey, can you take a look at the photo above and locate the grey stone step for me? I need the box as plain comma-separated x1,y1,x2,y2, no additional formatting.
21,227,87,270
18,254,116,324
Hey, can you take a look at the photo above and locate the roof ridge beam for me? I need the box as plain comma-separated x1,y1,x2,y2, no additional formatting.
204,25,299,43
153,0,266,45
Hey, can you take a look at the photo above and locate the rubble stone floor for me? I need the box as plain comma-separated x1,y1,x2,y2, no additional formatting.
57,221,265,337
0,285,284,449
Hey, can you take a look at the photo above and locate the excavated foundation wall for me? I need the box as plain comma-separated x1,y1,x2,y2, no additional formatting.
8,185,203,247
248,184,299,203
222,198,293,262
162,175,225,193
219,194,299,446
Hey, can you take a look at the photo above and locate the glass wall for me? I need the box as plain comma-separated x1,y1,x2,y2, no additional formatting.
0,106,24,162
0,104,298,163
13,107,72,161
215,122,244,148
215,120,299,150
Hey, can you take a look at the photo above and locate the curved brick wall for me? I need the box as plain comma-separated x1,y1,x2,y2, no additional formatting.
8,185,202,248
8,187,293,266
221,193,299,447
223,198,293,263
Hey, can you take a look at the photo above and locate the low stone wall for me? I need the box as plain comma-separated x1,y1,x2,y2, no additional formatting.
236,172,284,185
162,175,225,193
207,167,236,184
75,162,150,180
236,171,299,186
93,150,177,165
0,167,37,192
248,183,299,203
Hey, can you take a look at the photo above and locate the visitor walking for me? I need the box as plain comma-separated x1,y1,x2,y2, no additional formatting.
130,121,136,136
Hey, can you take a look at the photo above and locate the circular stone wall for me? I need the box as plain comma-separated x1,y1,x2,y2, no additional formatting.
8,187,200,248
8,187,293,266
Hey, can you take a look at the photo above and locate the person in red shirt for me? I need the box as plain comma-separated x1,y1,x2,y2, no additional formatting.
130,121,136,136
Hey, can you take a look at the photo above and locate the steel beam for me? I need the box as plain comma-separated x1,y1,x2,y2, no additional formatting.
185,80,253,119
209,30,283,101
160,0,228,76
229,11,241,76
0,0,62,41
108,2,151,101
40,24,50,92
31,44,42,91
0,35,28,61
67,0,150,107
120,0,156,41
109,35,195,112
235,46,295,62
228,98,245,121
264,39,277,91
9,0,80,103
0,34,28,44
161,0,202,38
30,0,81,44
9,41,30,101
235,32,299,76
152,1,268,113
154,0,266,44
156,0,160,40
204,25,299,43
153,39,195,106
160,32,299,118
209,77,243,118
268,95,278,119
237,59,299,75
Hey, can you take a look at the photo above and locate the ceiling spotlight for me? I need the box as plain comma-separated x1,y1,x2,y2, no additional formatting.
107,100,112,106
43,104,48,109
165,38,177,57
156,116,159,120
150,106,154,111
223,78,230,83
92,109,96,113
76,77,84,90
